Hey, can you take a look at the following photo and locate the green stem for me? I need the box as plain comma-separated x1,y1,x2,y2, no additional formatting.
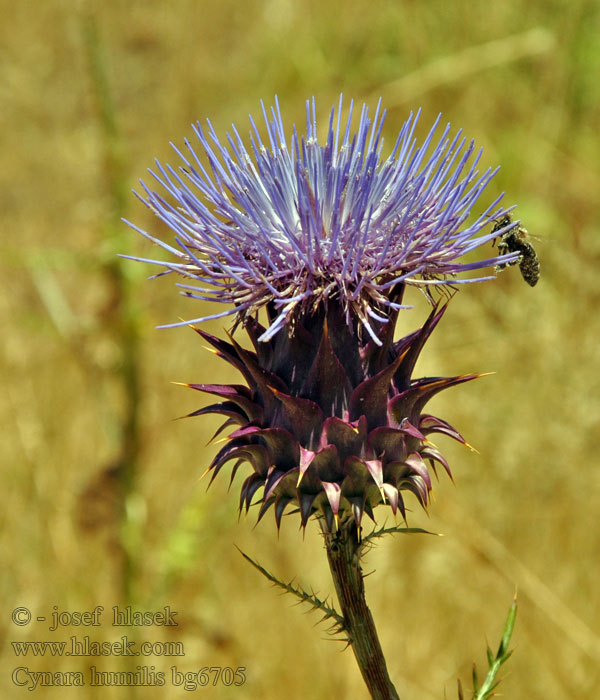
321,521,400,700
83,14,141,605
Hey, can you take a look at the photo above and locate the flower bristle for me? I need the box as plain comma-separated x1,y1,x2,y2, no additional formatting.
124,95,519,345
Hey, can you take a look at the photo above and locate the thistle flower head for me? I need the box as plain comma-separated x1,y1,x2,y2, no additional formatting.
125,95,514,344
129,96,514,531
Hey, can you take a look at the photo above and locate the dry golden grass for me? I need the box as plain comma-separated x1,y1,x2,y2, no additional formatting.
2,0,599,697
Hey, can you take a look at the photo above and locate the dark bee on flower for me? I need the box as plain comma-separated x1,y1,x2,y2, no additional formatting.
492,214,540,287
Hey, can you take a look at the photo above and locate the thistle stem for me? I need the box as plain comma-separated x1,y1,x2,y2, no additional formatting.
322,521,400,700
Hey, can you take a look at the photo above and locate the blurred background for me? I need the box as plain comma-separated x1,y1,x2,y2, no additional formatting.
1,0,599,697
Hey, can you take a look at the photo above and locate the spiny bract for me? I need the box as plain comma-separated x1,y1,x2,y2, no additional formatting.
186,297,475,530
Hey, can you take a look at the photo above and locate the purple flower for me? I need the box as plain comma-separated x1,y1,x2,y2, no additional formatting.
125,95,515,344
127,96,517,529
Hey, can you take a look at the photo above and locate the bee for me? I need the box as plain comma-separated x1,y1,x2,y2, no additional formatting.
492,214,540,287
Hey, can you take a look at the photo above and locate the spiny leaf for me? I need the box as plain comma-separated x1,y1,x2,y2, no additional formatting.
361,524,439,547
497,595,518,659
461,595,518,700
237,547,346,634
